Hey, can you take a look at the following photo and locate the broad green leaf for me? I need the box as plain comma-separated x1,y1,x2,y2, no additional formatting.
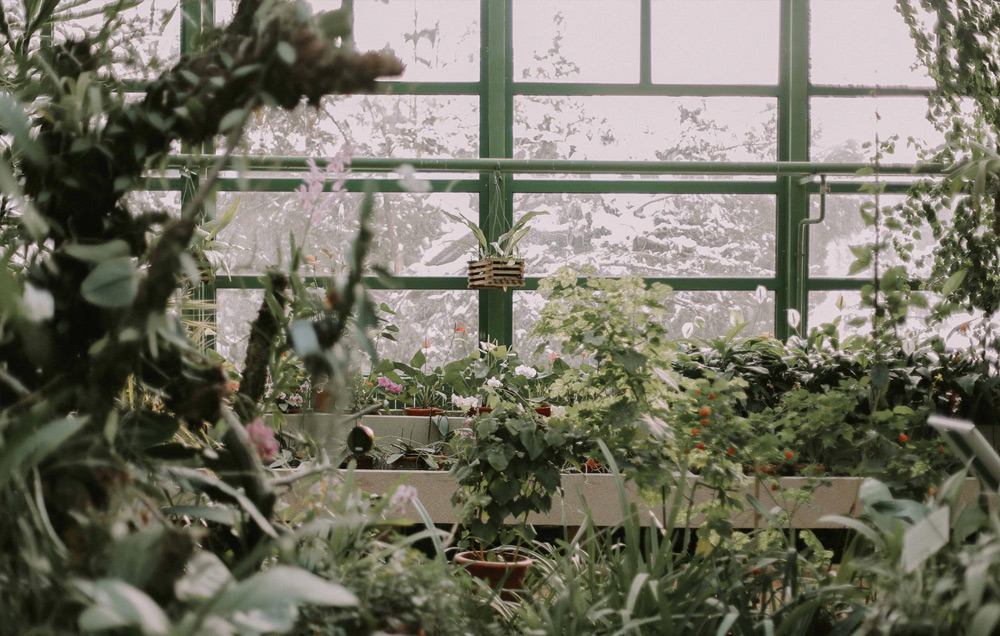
0,416,86,489
78,579,169,635
901,506,949,572
487,446,509,471
212,566,357,615
63,240,131,264
174,551,233,601
941,268,968,297
409,349,426,368
81,258,137,308
276,41,296,65
970,604,1000,636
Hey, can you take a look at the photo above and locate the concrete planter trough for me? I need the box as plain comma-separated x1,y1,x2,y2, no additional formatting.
279,467,990,529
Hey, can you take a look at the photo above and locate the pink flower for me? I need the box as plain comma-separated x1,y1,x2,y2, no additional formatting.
376,376,403,395
389,484,418,514
246,418,279,463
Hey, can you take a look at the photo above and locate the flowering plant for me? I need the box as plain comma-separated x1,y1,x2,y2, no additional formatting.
265,351,311,414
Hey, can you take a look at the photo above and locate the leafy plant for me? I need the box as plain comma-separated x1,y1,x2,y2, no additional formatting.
443,209,548,260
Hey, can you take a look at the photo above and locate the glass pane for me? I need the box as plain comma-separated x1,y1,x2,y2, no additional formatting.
808,193,940,278
810,97,942,163
123,190,182,218
56,0,180,80
354,0,480,81
369,290,479,367
514,193,775,277
214,191,476,276
515,96,777,161
811,0,934,87
651,0,779,85
216,288,264,366
515,288,776,358
239,95,479,158
513,0,640,83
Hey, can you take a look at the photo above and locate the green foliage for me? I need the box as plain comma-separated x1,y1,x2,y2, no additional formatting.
450,401,581,549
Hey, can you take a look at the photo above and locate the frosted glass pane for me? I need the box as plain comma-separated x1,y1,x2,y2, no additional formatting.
808,194,939,278
57,0,180,80
239,95,479,158
651,0,779,84
515,289,776,359
123,190,181,218
515,96,777,161
369,291,479,367
810,97,942,162
513,0,640,83
353,0,480,81
215,191,476,276
811,0,934,87
216,288,264,366
515,193,775,277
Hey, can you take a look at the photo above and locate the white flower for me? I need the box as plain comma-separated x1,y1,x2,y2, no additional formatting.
787,308,801,329
389,484,418,514
486,377,502,390
22,283,54,322
550,405,567,418
480,340,497,353
452,394,478,410
396,164,432,193
514,365,537,379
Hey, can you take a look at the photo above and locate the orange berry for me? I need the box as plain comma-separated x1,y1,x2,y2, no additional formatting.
928,488,936,496
752,568,761,575
691,428,700,435
771,484,779,491
784,451,794,460
700,407,711,416
898,433,909,444
938,446,946,454
700,418,709,425
708,394,716,400
727,447,736,456
696,443,706,450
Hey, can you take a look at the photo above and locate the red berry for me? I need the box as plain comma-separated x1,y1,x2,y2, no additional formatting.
771,484,779,491
700,407,711,416
898,433,909,444
695,390,702,395
928,488,936,496
696,443,706,450
727,447,736,456
708,394,716,400
938,446,946,454
752,568,761,575
700,418,709,425
784,451,794,460
691,428,700,435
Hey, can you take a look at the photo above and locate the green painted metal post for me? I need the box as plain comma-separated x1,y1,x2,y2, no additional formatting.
478,0,514,347
776,0,810,338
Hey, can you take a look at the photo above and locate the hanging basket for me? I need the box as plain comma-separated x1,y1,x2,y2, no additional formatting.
467,257,525,290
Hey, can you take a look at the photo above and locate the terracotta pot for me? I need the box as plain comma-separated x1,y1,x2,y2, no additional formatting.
403,407,444,416
455,551,532,598
469,406,493,416
343,455,374,469
312,389,333,413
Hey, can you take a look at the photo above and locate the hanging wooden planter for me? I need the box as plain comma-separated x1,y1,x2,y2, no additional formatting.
467,257,525,290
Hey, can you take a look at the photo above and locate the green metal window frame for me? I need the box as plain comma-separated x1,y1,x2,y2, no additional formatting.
159,0,942,349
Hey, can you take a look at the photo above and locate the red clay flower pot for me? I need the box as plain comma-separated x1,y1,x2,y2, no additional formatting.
455,551,532,599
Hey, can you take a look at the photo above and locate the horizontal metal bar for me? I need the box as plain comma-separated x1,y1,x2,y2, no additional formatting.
214,276,474,291
512,180,780,195
167,155,947,176
806,278,869,291
806,182,918,195
213,178,479,193
809,84,933,97
373,81,481,95
214,275,777,293
513,82,779,97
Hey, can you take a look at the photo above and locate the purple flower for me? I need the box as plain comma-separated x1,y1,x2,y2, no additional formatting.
246,418,279,463
377,376,403,395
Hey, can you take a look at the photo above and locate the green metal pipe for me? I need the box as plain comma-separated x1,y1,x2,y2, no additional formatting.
165,155,947,175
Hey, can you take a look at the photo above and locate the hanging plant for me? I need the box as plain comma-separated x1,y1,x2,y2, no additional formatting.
442,172,547,291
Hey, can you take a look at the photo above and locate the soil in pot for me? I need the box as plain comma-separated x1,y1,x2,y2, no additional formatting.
455,551,533,600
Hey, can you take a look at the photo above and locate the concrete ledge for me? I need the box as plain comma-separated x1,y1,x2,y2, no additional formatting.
280,469,988,529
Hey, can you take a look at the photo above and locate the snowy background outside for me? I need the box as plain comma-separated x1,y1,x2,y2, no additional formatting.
112,0,971,367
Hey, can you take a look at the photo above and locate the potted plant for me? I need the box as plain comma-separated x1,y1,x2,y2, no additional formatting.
443,207,547,291
385,440,450,470
449,400,577,597
393,348,447,416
